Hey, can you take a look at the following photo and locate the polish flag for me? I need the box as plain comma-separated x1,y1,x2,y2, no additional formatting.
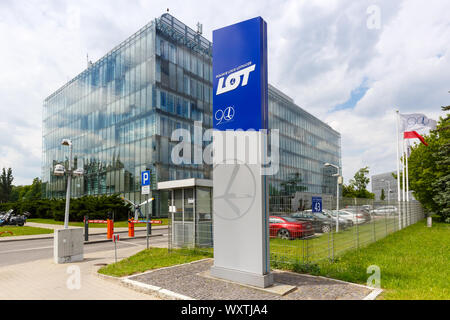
404,131,428,146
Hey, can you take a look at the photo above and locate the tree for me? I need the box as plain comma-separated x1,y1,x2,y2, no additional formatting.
342,166,375,199
380,188,385,201
9,177,42,202
0,168,14,203
342,183,357,198
408,106,450,222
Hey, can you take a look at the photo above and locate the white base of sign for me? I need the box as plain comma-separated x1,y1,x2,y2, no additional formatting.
211,130,273,288
210,265,274,288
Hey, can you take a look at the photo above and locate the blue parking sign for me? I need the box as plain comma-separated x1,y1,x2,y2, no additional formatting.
312,197,322,213
141,170,151,186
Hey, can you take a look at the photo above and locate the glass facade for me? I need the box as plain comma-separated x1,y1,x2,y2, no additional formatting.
42,13,341,216
268,85,341,196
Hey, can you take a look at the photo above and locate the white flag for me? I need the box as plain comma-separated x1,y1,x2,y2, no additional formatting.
399,113,437,132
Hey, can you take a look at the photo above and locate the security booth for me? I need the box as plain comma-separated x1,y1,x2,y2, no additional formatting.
157,178,213,248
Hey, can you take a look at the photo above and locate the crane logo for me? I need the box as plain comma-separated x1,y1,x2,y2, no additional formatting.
213,160,257,220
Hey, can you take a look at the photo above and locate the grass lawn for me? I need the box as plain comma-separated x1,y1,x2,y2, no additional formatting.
98,247,213,277
273,219,450,300
0,225,53,237
27,218,168,228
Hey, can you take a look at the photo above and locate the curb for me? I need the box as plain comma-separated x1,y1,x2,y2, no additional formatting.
273,268,383,300
97,259,213,300
0,235,54,243
0,226,167,243
363,288,383,300
121,278,194,300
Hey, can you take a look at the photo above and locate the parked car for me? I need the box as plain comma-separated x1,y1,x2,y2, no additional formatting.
370,206,398,215
334,210,365,225
269,216,314,239
292,211,335,233
322,209,353,229
343,207,372,222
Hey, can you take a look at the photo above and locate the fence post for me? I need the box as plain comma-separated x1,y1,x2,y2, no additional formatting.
302,238,305,264
372,216,376,242
84,215,89,242
385,212,387,237
306,238,309,264
331,230,335,261
328,228,330,260
356,219,360,249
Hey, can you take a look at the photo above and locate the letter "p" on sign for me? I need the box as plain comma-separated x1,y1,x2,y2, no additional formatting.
141,170,150,186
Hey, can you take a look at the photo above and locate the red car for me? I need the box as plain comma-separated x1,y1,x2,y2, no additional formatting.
269,216,314,239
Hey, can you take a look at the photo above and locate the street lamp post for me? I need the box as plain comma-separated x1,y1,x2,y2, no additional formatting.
325,162,341,232
63,139,72,229
54,139,84,229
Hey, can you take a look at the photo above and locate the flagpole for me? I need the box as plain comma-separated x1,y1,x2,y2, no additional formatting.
405,140,410,225
402,138,407,227
396,110,402,230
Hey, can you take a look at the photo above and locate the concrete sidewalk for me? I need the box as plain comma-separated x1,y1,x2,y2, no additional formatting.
0,241,160,299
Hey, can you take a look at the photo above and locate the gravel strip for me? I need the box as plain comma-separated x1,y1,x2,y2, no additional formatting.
129,260,372,300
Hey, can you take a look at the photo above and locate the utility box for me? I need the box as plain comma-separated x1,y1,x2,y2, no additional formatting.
54,228,84,264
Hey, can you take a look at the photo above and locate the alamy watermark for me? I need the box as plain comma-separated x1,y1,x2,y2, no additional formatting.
366,5,381,30
66,265,81,290
170,121,280,176
367,265,381,288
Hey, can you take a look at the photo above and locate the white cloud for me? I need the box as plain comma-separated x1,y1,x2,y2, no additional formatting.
0,0,448,186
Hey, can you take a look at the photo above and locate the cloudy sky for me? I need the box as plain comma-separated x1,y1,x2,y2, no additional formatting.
0,0,448,186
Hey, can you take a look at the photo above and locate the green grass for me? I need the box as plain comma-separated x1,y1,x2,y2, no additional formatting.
98,247,213,277
0,225,53,237
272,220,450,300
27,218,168,228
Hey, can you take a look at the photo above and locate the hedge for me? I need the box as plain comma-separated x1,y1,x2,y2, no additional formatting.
0,194,132,222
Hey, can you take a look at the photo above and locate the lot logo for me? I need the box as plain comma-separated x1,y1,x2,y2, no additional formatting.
215,106,235,125
216,64,256,95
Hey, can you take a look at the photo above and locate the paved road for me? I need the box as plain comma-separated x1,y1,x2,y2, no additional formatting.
0,228,168,267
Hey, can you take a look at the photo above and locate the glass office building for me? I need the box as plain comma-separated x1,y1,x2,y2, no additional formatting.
268,85,340,196
42,13,341,216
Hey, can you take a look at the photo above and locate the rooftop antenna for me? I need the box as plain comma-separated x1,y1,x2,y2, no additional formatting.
197,22,203,35
86,53,93,68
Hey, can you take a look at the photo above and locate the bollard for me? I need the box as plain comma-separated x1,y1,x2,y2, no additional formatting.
427,216,432,228
107,219,114,239
128,219,135,237
84,215,89,242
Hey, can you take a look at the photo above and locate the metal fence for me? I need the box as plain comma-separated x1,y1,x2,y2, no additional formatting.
269,195,425,267
167,194,425,267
